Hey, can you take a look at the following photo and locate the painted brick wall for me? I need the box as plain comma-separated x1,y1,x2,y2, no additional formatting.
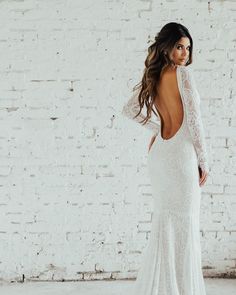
0,0,235,282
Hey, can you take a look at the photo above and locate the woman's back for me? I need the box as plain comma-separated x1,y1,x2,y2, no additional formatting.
153,66,184,140
122,64,209,173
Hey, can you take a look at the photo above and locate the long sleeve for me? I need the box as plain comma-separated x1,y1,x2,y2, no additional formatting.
121,87,160,136
180,66,209,173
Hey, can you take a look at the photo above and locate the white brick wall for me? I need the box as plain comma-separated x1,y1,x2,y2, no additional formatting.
0,0,235,282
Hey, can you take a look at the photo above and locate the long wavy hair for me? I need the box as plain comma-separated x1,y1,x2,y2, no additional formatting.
133,22,193,125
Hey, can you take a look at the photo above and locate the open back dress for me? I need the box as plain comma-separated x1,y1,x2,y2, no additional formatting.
121,64,209,295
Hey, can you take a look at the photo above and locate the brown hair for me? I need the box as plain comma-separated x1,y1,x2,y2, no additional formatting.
132,22,193,125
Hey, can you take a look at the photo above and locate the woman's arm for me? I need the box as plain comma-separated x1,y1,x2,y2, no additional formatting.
181,66,209,173
121,88,160,136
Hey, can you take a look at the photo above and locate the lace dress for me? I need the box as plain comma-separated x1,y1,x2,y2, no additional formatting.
121,65,209,295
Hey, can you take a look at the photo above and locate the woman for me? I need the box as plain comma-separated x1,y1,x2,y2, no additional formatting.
122,22,209,295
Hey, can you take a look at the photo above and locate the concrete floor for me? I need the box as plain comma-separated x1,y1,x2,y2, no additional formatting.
0,279,235,295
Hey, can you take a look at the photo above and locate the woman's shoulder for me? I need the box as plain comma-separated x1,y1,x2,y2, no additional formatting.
177,64,194,73
177,65,196,81
161,65,194,83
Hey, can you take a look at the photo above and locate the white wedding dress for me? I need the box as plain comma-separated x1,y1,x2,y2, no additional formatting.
122,65,209,295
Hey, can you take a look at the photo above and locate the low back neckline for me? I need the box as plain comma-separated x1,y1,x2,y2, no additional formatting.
154,65,185,141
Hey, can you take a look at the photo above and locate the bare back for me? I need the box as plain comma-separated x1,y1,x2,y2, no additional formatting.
154,66,184,140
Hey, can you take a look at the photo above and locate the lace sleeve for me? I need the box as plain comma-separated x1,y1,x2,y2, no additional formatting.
181,66,209,173
121,88,160,136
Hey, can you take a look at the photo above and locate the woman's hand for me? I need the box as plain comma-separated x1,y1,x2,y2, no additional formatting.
148,135,157,152
198,167,208,186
